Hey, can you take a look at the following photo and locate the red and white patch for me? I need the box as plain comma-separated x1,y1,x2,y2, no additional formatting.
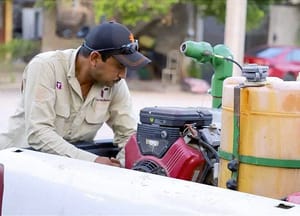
56,81,62,90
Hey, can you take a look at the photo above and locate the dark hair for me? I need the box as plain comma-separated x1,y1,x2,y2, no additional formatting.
78,45,91,57
78,45,110,62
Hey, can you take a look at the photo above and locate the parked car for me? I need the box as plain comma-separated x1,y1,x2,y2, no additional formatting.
244,45,300,81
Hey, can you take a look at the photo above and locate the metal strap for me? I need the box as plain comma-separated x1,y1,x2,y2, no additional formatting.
219,150,300,168
231,85,241,182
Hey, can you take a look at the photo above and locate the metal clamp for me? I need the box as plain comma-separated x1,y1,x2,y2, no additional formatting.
242,64,269,82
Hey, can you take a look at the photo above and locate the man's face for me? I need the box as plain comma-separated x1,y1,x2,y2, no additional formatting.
90,54,127,87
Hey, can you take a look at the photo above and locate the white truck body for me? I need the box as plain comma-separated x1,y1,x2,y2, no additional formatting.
0,148,299,215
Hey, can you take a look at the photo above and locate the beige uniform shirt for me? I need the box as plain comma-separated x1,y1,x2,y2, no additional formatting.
0,48,137,164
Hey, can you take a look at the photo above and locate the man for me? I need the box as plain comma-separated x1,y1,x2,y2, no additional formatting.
0,21,151,167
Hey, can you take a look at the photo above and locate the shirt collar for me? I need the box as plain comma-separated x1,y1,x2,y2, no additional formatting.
67,46,81,79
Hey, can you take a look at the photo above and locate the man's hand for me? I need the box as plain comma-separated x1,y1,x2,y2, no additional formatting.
94,156,121,167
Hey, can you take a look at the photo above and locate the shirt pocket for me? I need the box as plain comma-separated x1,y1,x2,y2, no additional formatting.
85,100,110,124
54,104,70,135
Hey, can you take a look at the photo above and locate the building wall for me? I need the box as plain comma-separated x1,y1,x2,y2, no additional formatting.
22,8,43,40
41,0,95,52
0,3,4,43
268,5,300,45
41,9,82,52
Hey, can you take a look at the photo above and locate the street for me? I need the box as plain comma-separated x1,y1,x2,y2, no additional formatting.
0,82,212,139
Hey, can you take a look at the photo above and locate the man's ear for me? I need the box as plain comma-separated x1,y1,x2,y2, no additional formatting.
89,51,102,65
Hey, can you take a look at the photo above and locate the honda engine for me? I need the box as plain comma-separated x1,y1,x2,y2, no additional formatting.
125,106,220,185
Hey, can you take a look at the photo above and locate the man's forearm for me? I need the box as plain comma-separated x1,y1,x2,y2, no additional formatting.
27,125,98,162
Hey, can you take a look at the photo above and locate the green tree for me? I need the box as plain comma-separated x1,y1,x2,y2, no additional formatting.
0,39,40,82
93,0,285,31
0,39,40,62
93,0,179,26
185,0,285,31
36,0,285,31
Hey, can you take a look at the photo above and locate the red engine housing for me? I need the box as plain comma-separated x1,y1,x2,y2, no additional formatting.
125,134,205,181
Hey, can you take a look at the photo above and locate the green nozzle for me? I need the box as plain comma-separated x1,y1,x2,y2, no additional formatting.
180,40,233,109
180,41,213,63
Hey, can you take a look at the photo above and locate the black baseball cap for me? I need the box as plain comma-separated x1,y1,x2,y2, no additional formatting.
83,21,151,70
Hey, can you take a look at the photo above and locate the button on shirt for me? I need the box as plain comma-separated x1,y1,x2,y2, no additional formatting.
0,48,137,163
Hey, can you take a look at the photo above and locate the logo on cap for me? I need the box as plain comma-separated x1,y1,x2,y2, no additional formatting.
129,33,135,43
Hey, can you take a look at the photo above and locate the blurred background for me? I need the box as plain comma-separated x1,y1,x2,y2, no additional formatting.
0,0,300,90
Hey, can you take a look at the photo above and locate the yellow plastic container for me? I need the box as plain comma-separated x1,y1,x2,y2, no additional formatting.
218,76,300,199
